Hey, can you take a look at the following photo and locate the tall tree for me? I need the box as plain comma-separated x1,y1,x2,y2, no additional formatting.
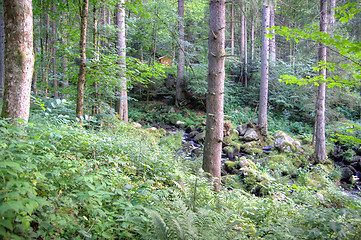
314,0,327,162
1,0,34,122
76,0,89,123
203,0,226,191
115,0,128,122
175,0,185,106
258,0,270,136
0,0,4,98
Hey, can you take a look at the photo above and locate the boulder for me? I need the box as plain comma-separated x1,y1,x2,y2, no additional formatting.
133,122,142,129
175,120,186,127
341,166,354,183
242,128,259,142
194,132,206,143
274,131,300,152
236,124,247,136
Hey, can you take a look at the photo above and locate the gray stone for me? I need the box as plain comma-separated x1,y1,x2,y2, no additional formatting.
194,132,206,143
133,122,142,129
236,124,247,136
175,120,186,127
168,107,176,113
274,131,300,152
242,128,259,142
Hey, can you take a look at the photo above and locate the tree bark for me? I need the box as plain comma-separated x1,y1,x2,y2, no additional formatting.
230,1,234,56
240,0,245,60
1,0,34,122
314,0,327,162
203,0,225,192
115,1,128,123
0,0,4,98
258,1,270,136
175,0,185,106
76,0,89,123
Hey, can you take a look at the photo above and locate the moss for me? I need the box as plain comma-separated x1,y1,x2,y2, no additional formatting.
269,154,287,164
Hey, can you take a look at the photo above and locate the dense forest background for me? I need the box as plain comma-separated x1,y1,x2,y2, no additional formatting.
1,0,361,239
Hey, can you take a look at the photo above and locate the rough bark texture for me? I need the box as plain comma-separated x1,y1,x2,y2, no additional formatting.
115,1,128,123
175,0,185,106
314,0,327,162
269,6,276,62
258,1,270,135
1,0,34,122
76,0,89,123
0,0,4,98
203,0,225,191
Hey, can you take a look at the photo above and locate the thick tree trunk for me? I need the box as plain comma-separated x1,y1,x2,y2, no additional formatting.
258,1,270,136
0,0,4,98
314,0,327,162
76,0,89,123
269,6,276,63
203,0,225,192
175,0,185,106
115,1,128,123
1,0,34,122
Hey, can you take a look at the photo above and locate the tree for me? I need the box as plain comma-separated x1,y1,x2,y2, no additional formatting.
203,0,226,191
175,0,185,106
314,0,327,162
258,0,270,136
1,0,34,122
76,0,89,123
115,0,128,122
269,4,276,62
0,0,4,98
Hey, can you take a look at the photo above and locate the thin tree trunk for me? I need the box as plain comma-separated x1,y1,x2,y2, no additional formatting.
230,1,234,56
240,1,245,60
52,5,58,98
92,3,100,115
314,0,327,162
0,0,4,98
244,15,248,87
76,0,89,123
176,0,185,106
203,0,226,192
60,0,68,99
44,8,49,97
251,14,255,62
1,0,34,122
258,1,270,136
115,1,128,122
269,6,276,62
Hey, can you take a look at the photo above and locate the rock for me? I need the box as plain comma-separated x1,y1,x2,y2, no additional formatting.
188,130,199,139
236,124,247,136
175,120,186,127
185,126,196,133
274,131,300,152
341,166,354,183
168,107,176,113
223,120,233,136
223,145,240,160
242,128,259,142
145,127,158,134
225,161,237,173
194,132,206,143
133,122,142,129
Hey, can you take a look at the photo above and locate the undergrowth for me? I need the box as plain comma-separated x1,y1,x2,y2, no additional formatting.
1,110,361,239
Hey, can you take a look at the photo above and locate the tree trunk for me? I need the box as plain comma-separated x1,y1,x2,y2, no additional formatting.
115,1,128,123
203,0,225,192
43,7,49,98
240,1,245,60
258,1,270,136
51,5,58,98
176,0,185,106
244,15,248,87
0,0,4,98
76,0,89,123
269,6,276,63
92,3,100,115
230,1,234,56
1,0,34,122
314,0,327,162
251,14,255,62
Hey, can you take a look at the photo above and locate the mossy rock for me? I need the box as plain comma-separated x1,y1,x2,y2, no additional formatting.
268,154,287,164
223,120,234,136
